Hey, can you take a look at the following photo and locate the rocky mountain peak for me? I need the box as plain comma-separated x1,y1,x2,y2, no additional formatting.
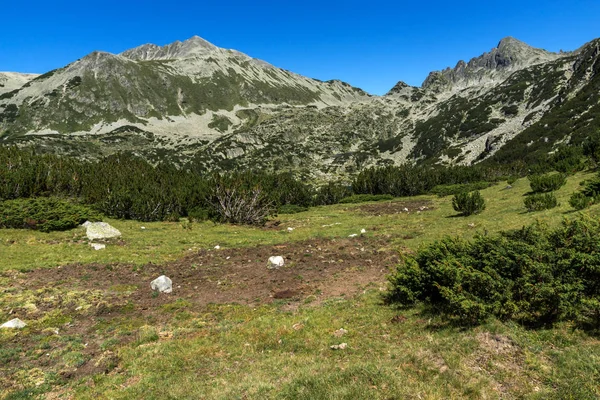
121,36,219,61
421,37,565,93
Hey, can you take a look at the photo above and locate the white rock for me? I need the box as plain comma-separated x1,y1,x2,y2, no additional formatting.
85,222,121,241
287,227,294,232
330,343,348,350
268,256,285,269
1,318,26,329
348,234,358,238
214,245,221,250
151,275,173,293
360,229,366,234
90,243,106,250
141,226,146,230
403,207,409,212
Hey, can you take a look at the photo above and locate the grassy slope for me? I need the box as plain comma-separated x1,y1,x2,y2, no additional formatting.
1,173,600,399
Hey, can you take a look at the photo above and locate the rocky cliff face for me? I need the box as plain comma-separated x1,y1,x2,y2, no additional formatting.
1,36,599,178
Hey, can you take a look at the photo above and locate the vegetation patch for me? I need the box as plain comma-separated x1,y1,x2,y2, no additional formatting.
386,215,600,328
0,197,101,232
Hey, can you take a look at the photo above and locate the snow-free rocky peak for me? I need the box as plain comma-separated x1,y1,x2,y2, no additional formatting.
420,36,567,93
121,36,219,61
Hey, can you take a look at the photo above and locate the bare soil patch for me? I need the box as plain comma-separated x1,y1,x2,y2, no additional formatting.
356,200,433,216
1,237,400,393
27,236,398,310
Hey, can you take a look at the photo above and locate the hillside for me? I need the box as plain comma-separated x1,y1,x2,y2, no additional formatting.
1,36,599,176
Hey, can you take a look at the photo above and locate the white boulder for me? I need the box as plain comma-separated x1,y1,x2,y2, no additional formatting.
1,318,27,329
268,256,285,269
151,275,173,293
90,243,106,250
85,222,121,241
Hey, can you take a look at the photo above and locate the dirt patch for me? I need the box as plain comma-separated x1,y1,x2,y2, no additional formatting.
356,200,433,216
1,237,400,393
26,236,398,310
468,332,531,394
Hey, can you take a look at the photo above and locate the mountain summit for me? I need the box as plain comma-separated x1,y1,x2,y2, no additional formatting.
421,37,565,93
121,36,219,60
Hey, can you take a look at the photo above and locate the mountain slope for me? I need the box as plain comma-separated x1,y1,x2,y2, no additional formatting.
0,72,39,95
0,36,368,139
1,36,599,178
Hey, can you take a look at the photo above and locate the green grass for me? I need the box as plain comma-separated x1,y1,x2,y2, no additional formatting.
72,291,600,399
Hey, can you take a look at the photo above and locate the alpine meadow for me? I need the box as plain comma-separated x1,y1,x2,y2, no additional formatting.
1,23,600,399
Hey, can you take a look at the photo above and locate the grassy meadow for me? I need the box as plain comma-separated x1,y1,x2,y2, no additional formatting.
1,173,599,399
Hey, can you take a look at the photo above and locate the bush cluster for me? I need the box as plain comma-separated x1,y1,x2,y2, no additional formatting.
528,173,566,193
0,197,101,232
385,215,600,329
524,193,558,212
568,174,600,210
451,191,486,216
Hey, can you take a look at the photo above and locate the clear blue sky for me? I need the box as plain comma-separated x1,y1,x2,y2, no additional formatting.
1,0,598,95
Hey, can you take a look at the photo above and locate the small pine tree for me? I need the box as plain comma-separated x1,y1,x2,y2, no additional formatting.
452,191,486,216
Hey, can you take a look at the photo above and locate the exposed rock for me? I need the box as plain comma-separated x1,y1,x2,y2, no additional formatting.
268,256,285,269
85,222,121,241
90,243,106,250
330,343,348,350
150,275,173,293
1,318,27,329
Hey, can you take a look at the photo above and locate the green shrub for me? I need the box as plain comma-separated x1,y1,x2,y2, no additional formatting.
339,194,394,204
278,204,309,214
430,182,493,197
528,173,566,193
569,192,594,210
313,182,353,205
0,197,102,232
385,215,600,329
524,193,558,212
451,191,486,216
187,207,210,222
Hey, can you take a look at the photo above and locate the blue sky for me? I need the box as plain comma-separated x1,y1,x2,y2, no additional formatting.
1,0,598,94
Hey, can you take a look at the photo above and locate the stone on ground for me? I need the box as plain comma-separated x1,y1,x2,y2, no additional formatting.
268,256,285,269
1,318,27,329
151,275,173,293
90,243,106,250
84,222,121,241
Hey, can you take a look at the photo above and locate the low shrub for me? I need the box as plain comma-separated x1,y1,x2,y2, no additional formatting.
0,197,102,232
313,182,353,206
339,194,394,204
569,192,594,210
430,182,493,197
524,193,558,212
385,215,600,329
528,173,566,193
451,191,485,216
187,207,210,222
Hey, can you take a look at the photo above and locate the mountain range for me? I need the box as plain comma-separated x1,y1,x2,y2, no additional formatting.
1,35,599,178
